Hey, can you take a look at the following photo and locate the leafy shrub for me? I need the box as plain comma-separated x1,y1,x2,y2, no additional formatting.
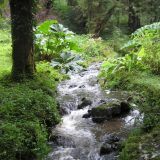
0,122,48,160
0,85,60,126
0,82,61,160
99,52,146,88
70,34,115,60
100,22,160,88
51,52,83,73
36,61,67,82
35,20,78,60
121,22,160,74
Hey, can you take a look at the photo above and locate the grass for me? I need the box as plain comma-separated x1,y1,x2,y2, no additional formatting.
0,29,11,76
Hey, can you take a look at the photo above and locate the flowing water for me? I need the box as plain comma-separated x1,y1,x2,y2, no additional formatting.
48,63,140,160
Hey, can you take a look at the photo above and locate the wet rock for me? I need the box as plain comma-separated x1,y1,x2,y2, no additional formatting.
98,99,106,104
103,134,120,144
79,85,85,88
77,98,92,109
59,107,68,115
90,101,131,123
92,117,106,123
100,144,113,155
121,101,130,113
69,84,77,89
91,106,112,123
100,134,121,156
82,113,91,118
89,78,98,86
50,135,75,148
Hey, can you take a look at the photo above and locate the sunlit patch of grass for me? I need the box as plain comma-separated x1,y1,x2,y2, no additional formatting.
0,30,12,76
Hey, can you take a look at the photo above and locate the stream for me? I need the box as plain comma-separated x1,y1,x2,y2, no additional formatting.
48,63,140,160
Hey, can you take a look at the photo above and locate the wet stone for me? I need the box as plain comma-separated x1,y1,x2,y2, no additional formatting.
100,143,113,155
69,84,77,89
82,113,91,118
79,85,85,88
90,101,131,123
77,98,92,109
100,134,121,156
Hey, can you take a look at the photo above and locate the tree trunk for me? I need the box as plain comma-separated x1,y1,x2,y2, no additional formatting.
87,0,93,33
128,0,140,33
93,5,116,37
67,0,77,6
10,0,35,80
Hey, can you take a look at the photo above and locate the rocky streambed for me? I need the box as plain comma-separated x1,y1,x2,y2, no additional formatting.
48,63,140,160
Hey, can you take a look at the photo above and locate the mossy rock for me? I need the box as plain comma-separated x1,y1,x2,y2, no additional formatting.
90,101,130,123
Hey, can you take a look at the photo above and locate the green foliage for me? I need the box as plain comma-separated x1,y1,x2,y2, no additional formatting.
70,34,116,61
120,126,160,160
122,22,160,50
99,52,145,88
0,78,61,159
35,20,78,60
0,18,10,29
0,121,49,160
101,22,160,89
36,61,67,82
122,22,160,74
51,52,83,73
0,29,11,76
0,29,63,159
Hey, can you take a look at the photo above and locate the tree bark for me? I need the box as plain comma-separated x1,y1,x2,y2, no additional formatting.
93,5,116,37
10,0,35,80
128,0,140,33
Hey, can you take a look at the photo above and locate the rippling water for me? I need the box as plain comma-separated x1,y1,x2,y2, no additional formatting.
48,63,140,160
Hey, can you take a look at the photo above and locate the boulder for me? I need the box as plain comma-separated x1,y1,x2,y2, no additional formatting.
77,98,92,109
100,134,121,156
82,113,91,118
121,101,130,113
100,144,113,155
90,100,131,123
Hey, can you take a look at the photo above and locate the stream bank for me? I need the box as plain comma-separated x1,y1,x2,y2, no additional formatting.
48,63,140,160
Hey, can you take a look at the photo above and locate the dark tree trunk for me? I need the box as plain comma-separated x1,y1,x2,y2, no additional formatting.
128,1,140,33
45,0,53,9
10,0,35,80
87,0,93,33
67,0,77,6
93,5,116,37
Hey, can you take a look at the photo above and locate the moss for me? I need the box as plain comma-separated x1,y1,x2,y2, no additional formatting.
96,101,120,110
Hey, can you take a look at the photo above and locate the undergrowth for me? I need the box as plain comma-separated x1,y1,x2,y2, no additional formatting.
0,28,65,160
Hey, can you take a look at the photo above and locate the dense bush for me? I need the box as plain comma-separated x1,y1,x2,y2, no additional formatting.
100,22,160,88
0,121,48,160
35,20,78,60
0,79,61,160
